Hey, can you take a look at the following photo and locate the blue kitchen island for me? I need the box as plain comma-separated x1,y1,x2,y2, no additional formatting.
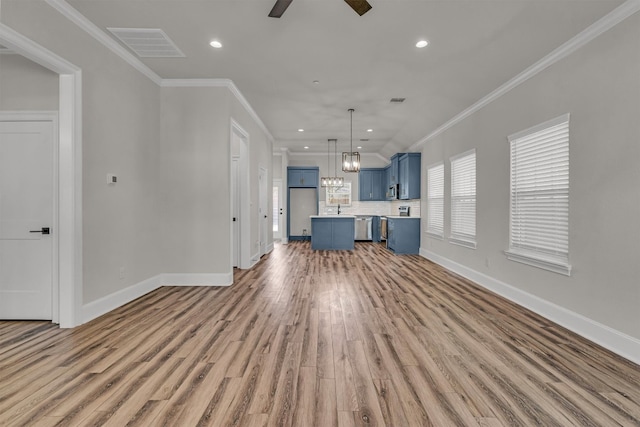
310,215,355,250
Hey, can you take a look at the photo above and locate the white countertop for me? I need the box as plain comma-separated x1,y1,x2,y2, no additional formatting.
383,215,421,219
310,215,356,219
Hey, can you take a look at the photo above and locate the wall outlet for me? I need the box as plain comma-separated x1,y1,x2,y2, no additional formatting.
119,267,126,279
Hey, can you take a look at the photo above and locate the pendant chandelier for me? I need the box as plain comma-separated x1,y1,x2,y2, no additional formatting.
320,139,344,188
342,108,361,173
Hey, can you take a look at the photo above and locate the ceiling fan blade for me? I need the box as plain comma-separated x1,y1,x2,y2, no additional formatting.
344,0,372,16
268,0,293,17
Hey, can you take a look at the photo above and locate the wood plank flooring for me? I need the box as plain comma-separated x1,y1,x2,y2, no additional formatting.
1,241,639,426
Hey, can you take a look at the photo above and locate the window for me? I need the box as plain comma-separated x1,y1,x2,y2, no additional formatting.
426,162,444,238
450,149,476,248
272,185,279,232
506,114,571,275
326,182,351,206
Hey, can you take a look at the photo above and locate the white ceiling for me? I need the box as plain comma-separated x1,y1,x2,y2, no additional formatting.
66,0,623,156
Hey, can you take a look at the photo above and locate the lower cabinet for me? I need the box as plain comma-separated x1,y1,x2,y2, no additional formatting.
311,217,355,250
387,217,420,254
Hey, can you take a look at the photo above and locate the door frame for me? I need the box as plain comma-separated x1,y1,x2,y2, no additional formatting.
0,24,83,327
230,119,250,270
258,166,268,257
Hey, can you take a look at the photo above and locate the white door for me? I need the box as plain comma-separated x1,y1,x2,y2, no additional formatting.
232,157,240,268
0,120,54,320
272,179,283,240
258,167,268,256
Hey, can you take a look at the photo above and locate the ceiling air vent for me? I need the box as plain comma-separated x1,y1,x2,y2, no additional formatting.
107,28,185,58
390,98,406,103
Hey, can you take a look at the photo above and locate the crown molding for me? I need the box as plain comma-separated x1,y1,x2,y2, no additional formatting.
45,0,162,86
160,78,231,88
161,79,274,143
409,0,640,151
43,1,274,143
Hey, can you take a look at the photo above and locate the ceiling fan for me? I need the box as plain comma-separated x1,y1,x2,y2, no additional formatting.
269,0,372,18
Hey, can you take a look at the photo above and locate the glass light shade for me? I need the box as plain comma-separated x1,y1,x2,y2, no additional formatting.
342,152,361,172
321,176,344,187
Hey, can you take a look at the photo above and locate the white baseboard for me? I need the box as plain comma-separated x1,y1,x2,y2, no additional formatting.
161,272,233,286
81,272,233,325
82,274,163,324
420,248,640,365
266,242,274,254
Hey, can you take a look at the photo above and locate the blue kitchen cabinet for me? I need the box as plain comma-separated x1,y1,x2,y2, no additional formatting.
311,217,355,250
384,165,392,200
372,216,381,242
398,153,421,200
288,167,319,188
389,154,402,186
359,168,385,201
387,217,420,254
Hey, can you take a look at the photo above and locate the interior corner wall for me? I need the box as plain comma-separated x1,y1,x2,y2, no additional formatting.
1,1,164,304
420,13,640,341
0,53,59,110
160,86,231,273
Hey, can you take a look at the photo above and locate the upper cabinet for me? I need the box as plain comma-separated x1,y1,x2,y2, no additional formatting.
288,167,319,188
384,164,392,200
359,168,385,201
398,153,421,200
389,154,401,186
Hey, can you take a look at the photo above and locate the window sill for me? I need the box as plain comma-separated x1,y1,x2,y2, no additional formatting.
449,236,476,249
505,249,571,276
426,231,444,240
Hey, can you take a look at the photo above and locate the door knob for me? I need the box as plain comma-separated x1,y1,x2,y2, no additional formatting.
30,227,50,235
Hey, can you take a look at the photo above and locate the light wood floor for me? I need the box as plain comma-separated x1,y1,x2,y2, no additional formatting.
1,242,639,426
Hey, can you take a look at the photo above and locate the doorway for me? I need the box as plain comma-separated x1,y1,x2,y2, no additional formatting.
0,24,82,327
230,119,250,270
272,179,283,240
0,118,56,319
258,167,268,257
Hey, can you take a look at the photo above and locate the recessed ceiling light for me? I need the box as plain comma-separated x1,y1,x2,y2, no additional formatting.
367,129,373,132
298,128,304,132
416,40,428,48
304,146,309,149
313,80,320,84
357,146,362,149
209,40,222,48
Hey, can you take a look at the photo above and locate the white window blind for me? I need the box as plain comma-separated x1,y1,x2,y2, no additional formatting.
450,150,476,248
506,114,571,275
426,163,444,238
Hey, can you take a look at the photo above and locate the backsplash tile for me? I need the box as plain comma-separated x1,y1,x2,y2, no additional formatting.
319,199,421,217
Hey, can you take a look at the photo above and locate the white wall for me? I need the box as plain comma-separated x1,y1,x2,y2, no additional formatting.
160,87,231,273
0,53,58,110
421,13,640,343
1,2,274,312
1,0,164,304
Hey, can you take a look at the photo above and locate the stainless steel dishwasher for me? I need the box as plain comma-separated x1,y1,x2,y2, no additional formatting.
354,216,373,241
